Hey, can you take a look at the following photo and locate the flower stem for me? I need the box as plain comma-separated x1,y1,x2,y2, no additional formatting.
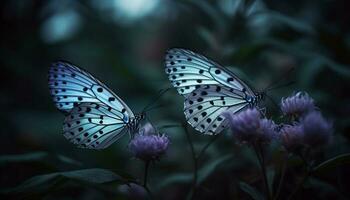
143,161,150,187
287,153,311,200
287,171,309,200
273,153,288,200
183,124,198,199
183,124,221,199
143,161,154,199
196,134,221,160
253,143,272,200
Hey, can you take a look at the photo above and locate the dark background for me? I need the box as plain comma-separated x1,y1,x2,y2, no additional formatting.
1,0,350,199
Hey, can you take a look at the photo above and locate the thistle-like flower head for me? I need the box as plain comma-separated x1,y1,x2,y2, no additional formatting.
129,123,170,162
279,124,304,151
302,111,333,148
224,108,277,144
280,92,315,118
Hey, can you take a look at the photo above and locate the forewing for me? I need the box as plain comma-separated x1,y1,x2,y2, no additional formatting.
63,102,129,149
165,48,255,95
48,61,134,118
184,85,250,135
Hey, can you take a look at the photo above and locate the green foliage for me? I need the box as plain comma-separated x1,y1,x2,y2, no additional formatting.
239,182,265,200
313,153,350,175
0,152,81,166
1,168,131,198
197,154,233,185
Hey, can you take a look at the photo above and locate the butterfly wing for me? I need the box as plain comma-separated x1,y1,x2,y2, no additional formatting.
49,61,136,148
184,85,250,135
165,48,255,96
63,102,130,149
48,61,134,118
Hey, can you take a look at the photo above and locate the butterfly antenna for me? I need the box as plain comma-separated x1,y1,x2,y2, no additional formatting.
157,124,183,131
142,87,172,113
265,80,295,92
144,104,166,113
264,67,294,92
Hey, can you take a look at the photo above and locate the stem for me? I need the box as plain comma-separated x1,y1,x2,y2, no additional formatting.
273,153,288,200
287,153,311,200
184,124,198,199
196,134,221,160
253,143,272,200
143,161,150,187
183,124,221,200
287,171,309,200
142,161,154,199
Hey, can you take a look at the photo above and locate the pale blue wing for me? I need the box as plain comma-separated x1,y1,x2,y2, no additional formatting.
184,85,250,135
165,48,255,96
48,61,134,119
63,102,129,149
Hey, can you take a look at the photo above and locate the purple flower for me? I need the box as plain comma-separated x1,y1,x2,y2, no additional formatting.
129,124,170,161
118,183,147,200
280,92,315,118
301,111,333,147
224,108,277,144
139,122,156,135
279,124,304,151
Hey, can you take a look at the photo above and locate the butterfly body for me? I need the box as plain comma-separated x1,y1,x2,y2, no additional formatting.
49,61,143,149
126,113,145,136
165,49,264,135
246,92,264,107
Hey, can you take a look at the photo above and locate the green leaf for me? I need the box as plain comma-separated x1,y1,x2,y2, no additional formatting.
61,168,122,183
305,178,348,199
189,0,225,30
56,155,82,166
239,182,265,200
259,38,350,77
313,153,350,174
197,27,217,48
0,152,48,164
230,43,265,63
266,11,315,34
155,173,192,190
0,151,81,166
197,154,233,185
1,168,127,195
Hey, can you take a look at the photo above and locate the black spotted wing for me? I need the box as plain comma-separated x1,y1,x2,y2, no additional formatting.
49,61,136,149
184,85,250,135
165,48,255,96
63,102,130,149
48,61,134,118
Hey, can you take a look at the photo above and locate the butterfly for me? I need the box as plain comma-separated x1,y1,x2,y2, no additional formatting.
48,61,144,149
164,48,264,135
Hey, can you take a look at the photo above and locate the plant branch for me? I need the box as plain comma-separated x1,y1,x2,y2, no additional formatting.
183,124,198,200
142,161,154,199
196,134,221,160
143,161,150,187
273,153,288,200
287,152,312,200
287,170,310,200
183,124,221,199
253,142,272,200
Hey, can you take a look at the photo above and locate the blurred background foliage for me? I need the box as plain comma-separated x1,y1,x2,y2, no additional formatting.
0,0,350,199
